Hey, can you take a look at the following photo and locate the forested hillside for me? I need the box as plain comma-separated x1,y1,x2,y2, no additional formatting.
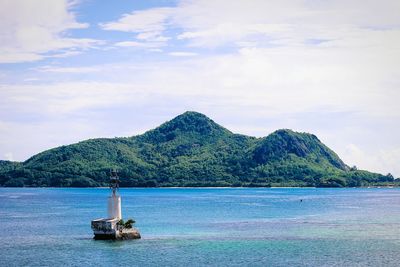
0,112,394,187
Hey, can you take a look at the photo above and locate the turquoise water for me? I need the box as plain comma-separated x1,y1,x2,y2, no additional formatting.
1,188,399,266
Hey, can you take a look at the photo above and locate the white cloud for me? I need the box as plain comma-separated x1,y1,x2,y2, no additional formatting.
0,119,107,163
185,1,395,124
342,144,400,177
0,82,141,115
100,0,400,49
136,32,170,42
100,7,174,47
171,0,400,48
113,45,399,119
100,7,174,33
114,41,165,48
0,0,99,63
36,65,101,73
168,52,198,57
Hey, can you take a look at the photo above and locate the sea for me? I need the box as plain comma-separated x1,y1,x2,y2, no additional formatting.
0,187,399,267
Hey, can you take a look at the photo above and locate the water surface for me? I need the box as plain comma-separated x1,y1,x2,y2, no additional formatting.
1,188,399,266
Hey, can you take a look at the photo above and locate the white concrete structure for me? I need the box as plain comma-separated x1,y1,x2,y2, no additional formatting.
91,218,119,239
108,194,121,220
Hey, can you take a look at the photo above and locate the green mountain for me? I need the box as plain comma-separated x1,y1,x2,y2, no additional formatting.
0,111,394,187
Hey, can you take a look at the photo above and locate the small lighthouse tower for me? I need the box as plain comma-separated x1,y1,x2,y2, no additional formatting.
107,170,122,220
91,170,140,240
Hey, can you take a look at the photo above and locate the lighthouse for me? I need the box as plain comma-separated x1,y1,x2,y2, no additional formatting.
107,170,122,220
91,170,140,240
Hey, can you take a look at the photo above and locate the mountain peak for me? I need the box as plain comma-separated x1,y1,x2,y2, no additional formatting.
253,128,346,170
140,111,231,143
167,111,223,130
175,111,212,121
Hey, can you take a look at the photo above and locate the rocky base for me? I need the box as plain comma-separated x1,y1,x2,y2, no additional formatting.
93,228,141,240
118,228,141,240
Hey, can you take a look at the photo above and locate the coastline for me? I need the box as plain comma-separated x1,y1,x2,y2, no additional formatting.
0,185,398,189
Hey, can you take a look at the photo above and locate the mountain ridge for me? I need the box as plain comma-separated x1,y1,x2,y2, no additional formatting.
0,111,395,187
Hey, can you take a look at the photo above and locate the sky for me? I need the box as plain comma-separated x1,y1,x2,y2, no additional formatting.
0,0,399,177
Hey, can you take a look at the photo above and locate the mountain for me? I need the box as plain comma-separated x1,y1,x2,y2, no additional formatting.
0,111,394,187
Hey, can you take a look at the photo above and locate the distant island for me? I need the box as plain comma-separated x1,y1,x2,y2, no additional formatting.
0,111,397,188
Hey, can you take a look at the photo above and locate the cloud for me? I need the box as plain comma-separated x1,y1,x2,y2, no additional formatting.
111,45,398,119
100,0,400,50
0,119,108,163
0,0,99,63
100,7,174,47
173,0,400,48
114,41,165,48
100,7,174,33
0,82,140,115
342,144,400,177
168,52,198,57
36,65,101,73
17,38,400,120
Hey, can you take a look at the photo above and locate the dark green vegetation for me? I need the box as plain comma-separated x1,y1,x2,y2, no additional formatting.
117,219,136,229
0,111,396,187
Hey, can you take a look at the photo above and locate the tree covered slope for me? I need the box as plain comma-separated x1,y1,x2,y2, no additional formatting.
0,111,394,187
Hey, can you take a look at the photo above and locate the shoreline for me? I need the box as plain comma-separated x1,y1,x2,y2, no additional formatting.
0,185,398,189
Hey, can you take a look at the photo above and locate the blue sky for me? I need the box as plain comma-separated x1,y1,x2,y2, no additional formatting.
1,0,400,177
